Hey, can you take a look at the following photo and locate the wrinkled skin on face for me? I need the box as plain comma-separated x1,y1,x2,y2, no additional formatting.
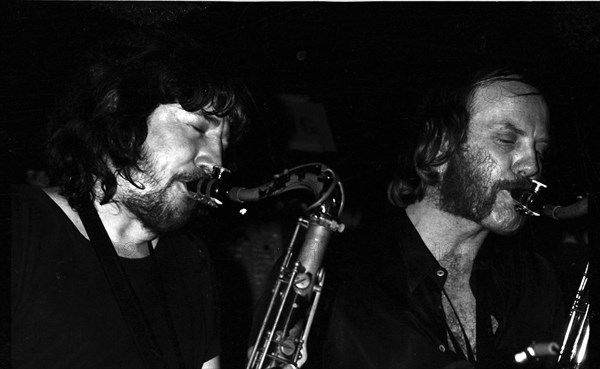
436,80,550,235
117,103,230,234
438,143,532,234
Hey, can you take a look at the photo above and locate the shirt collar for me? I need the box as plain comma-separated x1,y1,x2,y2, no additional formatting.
396,209,446,293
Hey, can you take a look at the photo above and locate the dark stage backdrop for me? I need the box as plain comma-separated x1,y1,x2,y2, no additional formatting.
3,2,599,368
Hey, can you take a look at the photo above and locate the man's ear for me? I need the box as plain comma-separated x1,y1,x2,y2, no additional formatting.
103,155,117,173
430,132,452,183
434,131,451,167
436,161,448,177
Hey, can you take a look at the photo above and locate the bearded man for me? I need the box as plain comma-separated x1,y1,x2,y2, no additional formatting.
321,69,565,369
11,30,251,369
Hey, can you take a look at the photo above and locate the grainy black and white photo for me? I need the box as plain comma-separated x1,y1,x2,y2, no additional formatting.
4,3,599,369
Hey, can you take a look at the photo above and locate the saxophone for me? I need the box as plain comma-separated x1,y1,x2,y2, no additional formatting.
188,162,345,369
511,180,590,368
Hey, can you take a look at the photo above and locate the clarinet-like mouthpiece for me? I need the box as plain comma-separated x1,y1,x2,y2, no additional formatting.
510,179,548,217
186,165,238,207
510,180,589,219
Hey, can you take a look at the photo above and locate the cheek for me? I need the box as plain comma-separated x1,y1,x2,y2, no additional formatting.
481,152,512,188
143,144,195,181
158,131,199,159
486,146,510,169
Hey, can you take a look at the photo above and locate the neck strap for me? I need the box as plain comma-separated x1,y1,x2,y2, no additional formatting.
148,242,186,369
78,199,169,369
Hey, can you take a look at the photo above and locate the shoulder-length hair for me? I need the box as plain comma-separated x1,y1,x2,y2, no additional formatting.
387,68,543,208
48,29,253,210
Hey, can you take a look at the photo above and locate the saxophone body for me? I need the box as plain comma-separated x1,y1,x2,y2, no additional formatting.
188,163,345,369
557,262,590,369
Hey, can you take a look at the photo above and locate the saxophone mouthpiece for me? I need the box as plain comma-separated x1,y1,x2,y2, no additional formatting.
186,165,232,207
511,179,589,220
510,179,548,217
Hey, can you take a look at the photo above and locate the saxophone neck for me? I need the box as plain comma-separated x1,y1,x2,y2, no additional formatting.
189,162,346,218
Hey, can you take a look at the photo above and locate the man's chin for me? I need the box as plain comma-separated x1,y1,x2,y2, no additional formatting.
144,202,197,234
172,203,198,228
148,214,192,234
482,205,528,235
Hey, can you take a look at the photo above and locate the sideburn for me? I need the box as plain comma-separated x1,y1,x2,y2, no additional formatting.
438,145,498,222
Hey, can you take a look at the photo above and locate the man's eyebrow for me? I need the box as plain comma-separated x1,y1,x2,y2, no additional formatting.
494,121,552,145
494,121,525,135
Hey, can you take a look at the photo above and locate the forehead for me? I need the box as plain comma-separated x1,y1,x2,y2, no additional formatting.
469,80,549,135
149,103,224,128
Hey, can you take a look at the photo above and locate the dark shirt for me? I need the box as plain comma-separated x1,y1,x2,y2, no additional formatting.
11,185,220,369
322,209,565,369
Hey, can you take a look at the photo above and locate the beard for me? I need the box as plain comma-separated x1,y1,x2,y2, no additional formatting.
118,156,199,234
437,144,530,223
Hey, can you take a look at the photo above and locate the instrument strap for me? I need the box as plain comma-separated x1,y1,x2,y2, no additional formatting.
79,199,169,369
442,288,476,363
147,241,186,369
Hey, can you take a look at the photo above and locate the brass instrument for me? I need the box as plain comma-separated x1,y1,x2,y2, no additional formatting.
511,181,590,368
557,262,590,369
188,163,345,369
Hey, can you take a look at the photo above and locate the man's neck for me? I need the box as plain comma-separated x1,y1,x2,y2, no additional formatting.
43,187,158,258
406,197,484,359
94,200,158,258
405,198,489,277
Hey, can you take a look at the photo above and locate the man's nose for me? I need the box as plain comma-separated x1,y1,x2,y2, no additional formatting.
513,148,541,179
193,139,224,169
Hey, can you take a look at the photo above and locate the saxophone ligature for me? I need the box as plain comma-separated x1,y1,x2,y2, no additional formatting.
188,162,345,369
511,180,590,368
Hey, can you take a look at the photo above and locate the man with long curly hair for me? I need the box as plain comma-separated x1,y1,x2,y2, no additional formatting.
11,30,252,369
322,68,565,369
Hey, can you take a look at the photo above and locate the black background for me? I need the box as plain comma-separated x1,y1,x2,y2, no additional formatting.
3,2,599,368
4,2,600,193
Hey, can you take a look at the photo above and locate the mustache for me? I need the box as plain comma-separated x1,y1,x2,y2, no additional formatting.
173,166,215,184
493,177,534,192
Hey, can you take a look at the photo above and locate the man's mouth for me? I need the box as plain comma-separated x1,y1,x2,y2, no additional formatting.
182,176,222,208
178,165,231,208
495,186,528,215
178,167,213,192
496,178,532,202
507,183,545,217
185,178,201,193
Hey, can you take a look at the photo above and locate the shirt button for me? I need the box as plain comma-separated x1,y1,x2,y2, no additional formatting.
439,344,446,352
436,270,445,277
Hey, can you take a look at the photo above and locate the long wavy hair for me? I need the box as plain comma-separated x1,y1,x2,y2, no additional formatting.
47,29,253,211
387,68,544,208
